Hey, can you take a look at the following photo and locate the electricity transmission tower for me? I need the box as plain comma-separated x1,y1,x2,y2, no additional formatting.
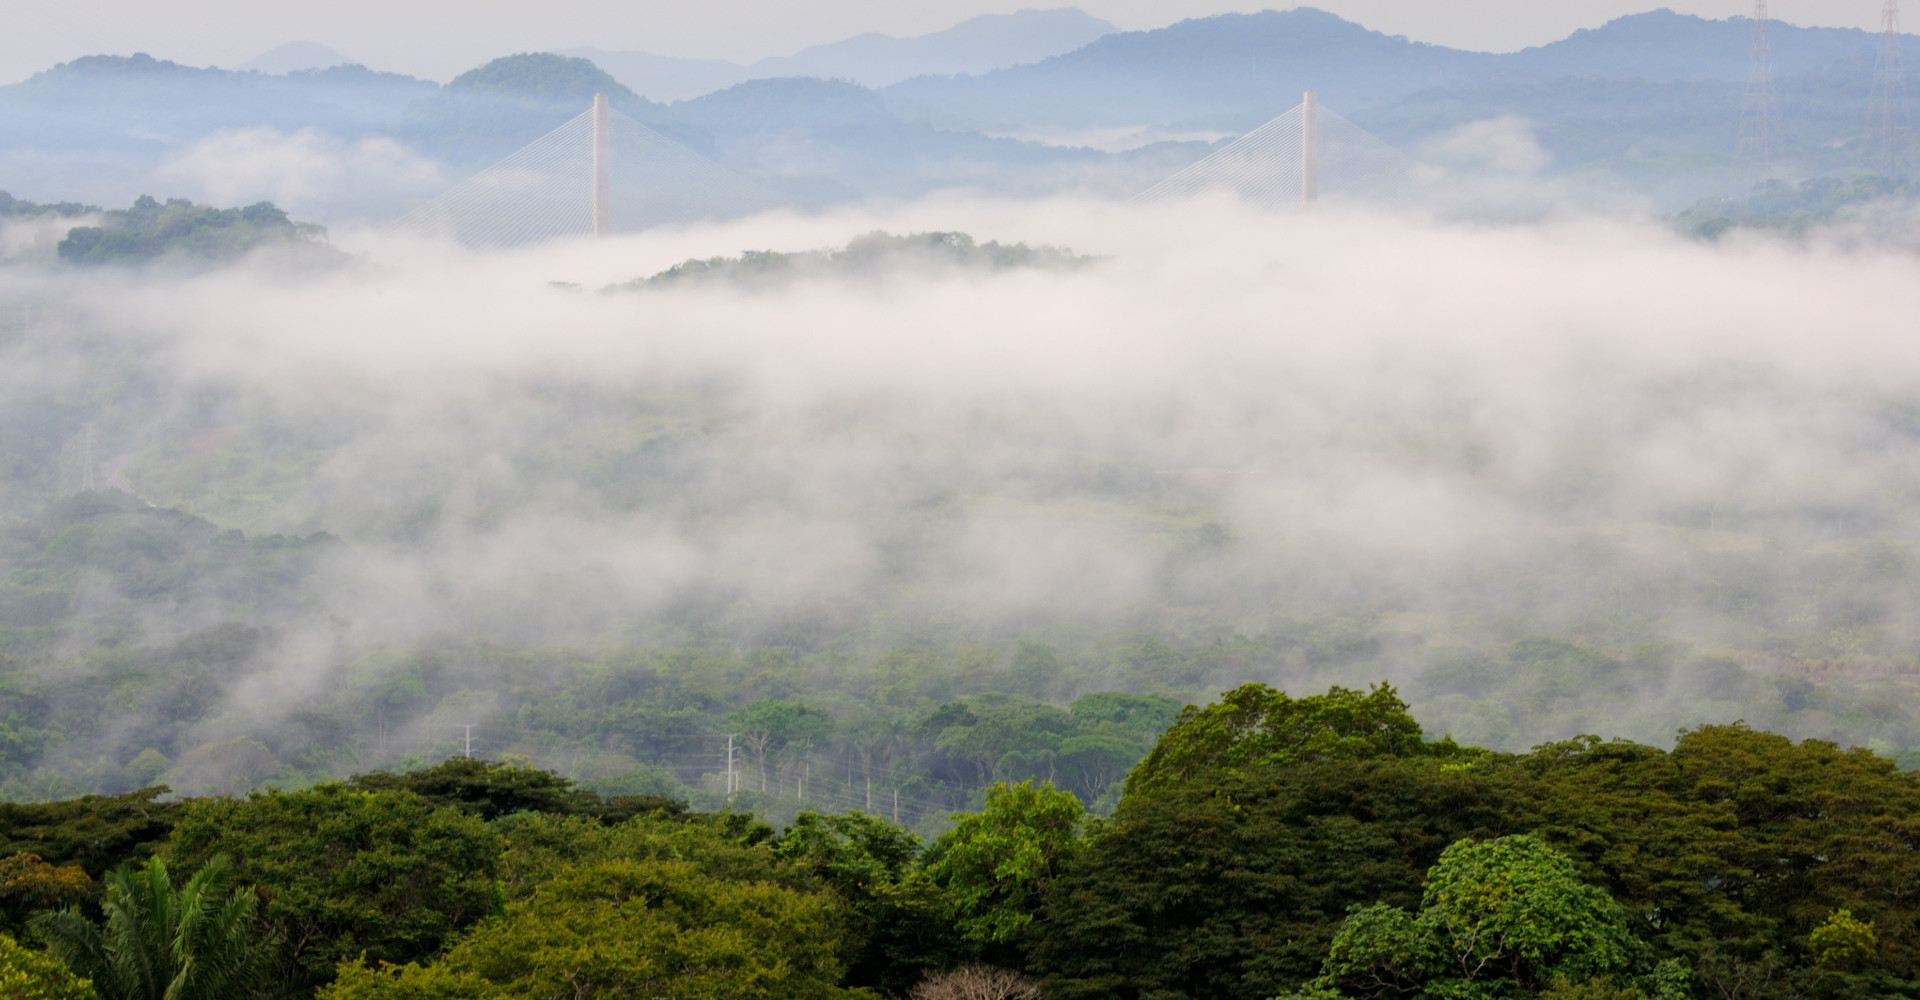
1867,0,1914,172
1734,0,1783,175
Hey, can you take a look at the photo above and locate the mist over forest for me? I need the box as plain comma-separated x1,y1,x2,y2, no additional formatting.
0,195,1917,813
5,5,1920,1000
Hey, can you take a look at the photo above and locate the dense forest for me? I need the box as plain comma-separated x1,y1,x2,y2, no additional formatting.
1673,173,1920,240
51,196,336,266
0,684,1912,1000
612,231,1095,291
5,229,1920,820
0,193,94,220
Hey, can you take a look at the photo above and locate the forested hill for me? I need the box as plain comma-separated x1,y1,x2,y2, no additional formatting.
0,685,1912,1000
0,54,433,150
50,196,338,266
396,52,704,163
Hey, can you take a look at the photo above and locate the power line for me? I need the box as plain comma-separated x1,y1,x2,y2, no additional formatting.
1131,94,1417,208
1867,0,1914,173
387,98,787,246
1734,0,1784,177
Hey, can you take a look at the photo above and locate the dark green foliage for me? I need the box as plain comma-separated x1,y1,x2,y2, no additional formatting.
1519,725,1920,989
1125,682,1465,796
1036,694,1920,1000
346,756,686,823
163,785,501,993
774,811,959,994
319,857,860,1000
54,196,331,266
613,231,1095,290
1032,757,1514,1000
0,789,179,879
34,856,269,1000
0,695,1912,1000
1297,835,1669,1000
494,810,785,905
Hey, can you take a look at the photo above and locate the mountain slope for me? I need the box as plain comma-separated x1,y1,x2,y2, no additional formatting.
567,7,1118,102
397,52,704,164
0,54,434,150
670,77,1118,201
753,8,1118,87
882,9,1499,131
238,41,358,75
1493,10,1898,84
880,6,1920,132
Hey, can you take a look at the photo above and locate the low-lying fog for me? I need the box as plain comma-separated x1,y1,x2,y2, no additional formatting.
4,196,1919,777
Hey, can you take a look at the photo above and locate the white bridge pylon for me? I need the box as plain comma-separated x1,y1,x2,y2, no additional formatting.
392,95,787,246
1132,91,1419,208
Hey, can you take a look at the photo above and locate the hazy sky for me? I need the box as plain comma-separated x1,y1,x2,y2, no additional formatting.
3,0,1900,83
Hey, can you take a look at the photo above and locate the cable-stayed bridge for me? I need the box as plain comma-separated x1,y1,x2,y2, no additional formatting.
391,95,787,246
1133,92,1418,207
391,91,1415,244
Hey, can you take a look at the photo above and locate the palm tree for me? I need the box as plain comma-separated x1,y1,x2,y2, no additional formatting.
33,856,265,1000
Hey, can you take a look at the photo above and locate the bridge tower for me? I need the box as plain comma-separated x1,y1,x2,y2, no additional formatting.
592,93,611,238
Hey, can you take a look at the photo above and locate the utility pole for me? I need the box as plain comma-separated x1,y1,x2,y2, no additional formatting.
591,93,611,238
1734,0,1783,175
1868,0,1913,172
462,724,475,759
1301,91,1319,205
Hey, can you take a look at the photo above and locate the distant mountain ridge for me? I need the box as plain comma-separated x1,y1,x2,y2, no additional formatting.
884,8,1496,130
2,7,1917,217
0,53,434,148
881,8,1920,130
567,7,1117,101
238,41,357,75
397,53,702,164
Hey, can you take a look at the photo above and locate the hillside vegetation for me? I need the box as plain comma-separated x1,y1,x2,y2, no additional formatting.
51,196,336,266
613,231,1095,290
0,687,1912,1000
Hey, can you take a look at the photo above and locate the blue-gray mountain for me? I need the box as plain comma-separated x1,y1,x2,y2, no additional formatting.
881,8,1914,131
567,8,1120,101
0,8,1912,216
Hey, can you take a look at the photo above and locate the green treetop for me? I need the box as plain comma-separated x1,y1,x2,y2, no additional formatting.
1126,683,1464,796
1287,834,1684,1000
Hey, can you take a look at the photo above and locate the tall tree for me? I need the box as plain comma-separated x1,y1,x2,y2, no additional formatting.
33,857,266,1000
320,859,859,1000
925,781,1083,955
164,785,499,993
1289,835,1681,999
775,811,961,994
1125,683,1462,797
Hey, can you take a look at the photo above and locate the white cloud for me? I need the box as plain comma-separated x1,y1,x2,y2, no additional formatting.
157,127,444,220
